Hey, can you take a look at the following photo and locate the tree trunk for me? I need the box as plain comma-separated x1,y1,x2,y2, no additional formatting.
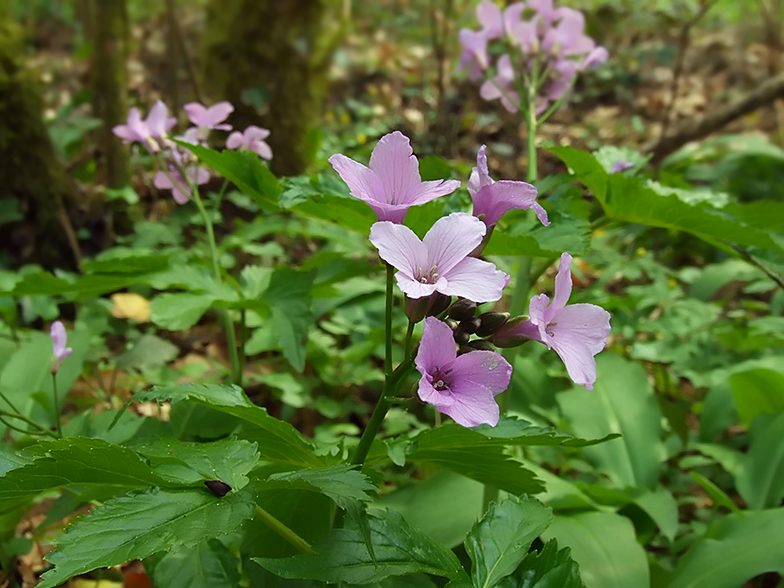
0,1,81,268
92,0,131,189
200,0,344,176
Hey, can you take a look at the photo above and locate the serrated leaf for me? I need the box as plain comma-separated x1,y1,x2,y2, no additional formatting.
150,293,217,330
497,539,583,588
254,508,467,584
135,384,323,467
466,495,554,588
39,486,255,588
261,268,314,372
0,438,167,508
132,437,260,490
151,538,241,588
0,449,31,476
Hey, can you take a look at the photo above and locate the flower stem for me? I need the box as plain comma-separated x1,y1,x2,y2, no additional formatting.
385,263,394,379
51,373,62,437
254,505,314,554
0,409,57,437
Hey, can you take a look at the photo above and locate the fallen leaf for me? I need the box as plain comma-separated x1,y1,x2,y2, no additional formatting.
110,293,151,323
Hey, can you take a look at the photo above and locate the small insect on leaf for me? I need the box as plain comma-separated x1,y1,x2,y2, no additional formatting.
204,479,233,497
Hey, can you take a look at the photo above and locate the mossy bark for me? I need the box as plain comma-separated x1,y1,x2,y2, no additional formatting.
92,0,131,189
0,0,80,268
200,0,344,176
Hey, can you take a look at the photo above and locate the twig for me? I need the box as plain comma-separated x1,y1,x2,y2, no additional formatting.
730,244,784,292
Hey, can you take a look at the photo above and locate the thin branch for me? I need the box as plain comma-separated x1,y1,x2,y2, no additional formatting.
730,244,784,292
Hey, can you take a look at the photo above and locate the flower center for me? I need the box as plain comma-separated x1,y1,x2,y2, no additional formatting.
416,265,439,284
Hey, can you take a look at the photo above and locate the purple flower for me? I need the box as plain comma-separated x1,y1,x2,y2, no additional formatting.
226,126,273,160
113,101,176,151
495,253,610,390
415,317,512,427
610,160,634,174
50,321,73,373
458,1,504,80
479,54,520,113
469,145,549,228
154,166,210,205
328,131,461,223
369,212,509,302
183,101,234,140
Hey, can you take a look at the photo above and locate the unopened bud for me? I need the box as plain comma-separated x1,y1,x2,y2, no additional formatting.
405,293,452,323
448,298,477,322
453,329,470,346
466,339,496,352
459,317,482,335
445,318,459,331
476,312,510,338
492,315,531,348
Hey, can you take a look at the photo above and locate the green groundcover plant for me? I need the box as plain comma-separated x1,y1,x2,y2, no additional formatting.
2,2,784,587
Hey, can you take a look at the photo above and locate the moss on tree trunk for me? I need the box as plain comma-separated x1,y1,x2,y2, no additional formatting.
200,0,343,176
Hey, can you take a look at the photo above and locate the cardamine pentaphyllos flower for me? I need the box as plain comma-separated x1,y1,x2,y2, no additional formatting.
50,321,73,374
112,100,177,152
369,212,509,302
494,252,611,389
415,317,512,427
328,131,461,223
183,101,234,141
226,126,273,160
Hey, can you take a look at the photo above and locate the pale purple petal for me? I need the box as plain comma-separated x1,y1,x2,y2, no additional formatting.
472,180,544,227
328,154,385,204
245,126,271,142
146,100,175,138
582,46,609,69
416,317,457,374
476,0,504,37
440,257,509,302
422,213,486,275
503,3,526,36
204,102,234,128
113,107,147,143
527,293,551,341
226,131,244,150
610,160,634,174
449,350,512,395
468,145,493,196
183,102,208,127
50,321,68,357
508,19,538,51
548,303,611,390
551,252,574,314
369,131,422,207
251,140,273,160
369,222,428,282
403,179,461,207
458,29,490,80
436,385,500,428
153,171,173,190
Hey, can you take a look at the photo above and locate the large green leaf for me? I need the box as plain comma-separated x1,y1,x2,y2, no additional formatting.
135,384,323,467
131,437,260,490
728,368,784,427
38,485,256,588
549,145,784,252
260,268,314,372
465,496,554,588
484,211,590,257
735,411,784,510
669,509,784,588
292,193,376,234
497,540,583,588
150,292,218,330
180,142,281,211
150,538,241,588
254,508,468,584
542,512,649,588
0,438,168,507
8,272,139,298
558,354,664,490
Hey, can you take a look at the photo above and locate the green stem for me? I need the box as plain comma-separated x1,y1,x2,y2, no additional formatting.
0,388,22,415
51,373,62,437
0,409,57,437
385,263,394,379
254,505,314,554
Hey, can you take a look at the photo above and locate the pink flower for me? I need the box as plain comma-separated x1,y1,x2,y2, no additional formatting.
469,145,549,228
369,212,509,302
226,126,273,160
415,317,512,427
328,131,461,223
495,253,611,390
50,321,73,373
113,101,176,151
610,160,634,174
479,54,520,113
183,101,234,141
154,166,210,205
458,1,504,80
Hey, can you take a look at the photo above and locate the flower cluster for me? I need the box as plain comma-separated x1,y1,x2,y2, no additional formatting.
113,100,272,205
330,131,611,427
459,0,608,113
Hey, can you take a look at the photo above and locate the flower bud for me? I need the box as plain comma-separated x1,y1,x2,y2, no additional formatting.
476,312,510,337
492,315,531,348
459,317,482,335
453,329,471,347
447,298,477,322
466,339,496,352
405,293,452,323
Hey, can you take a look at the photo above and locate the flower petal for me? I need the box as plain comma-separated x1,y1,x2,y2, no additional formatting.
440,257,508,302
403,179,461,207
252,140,273,160
437,382,500,427
471,179,540,227
551,252,574,314
369,221,428,281
50,321,67,356
204,102,234,127
226,131,244,150
368,131,421,206
328,154,385,204
449,350,512,395
416,317,458,375
477,0,504,37
527,293,552,342
468,145,493,196
423,213,486,275
183,102,208,127
549,303,611,389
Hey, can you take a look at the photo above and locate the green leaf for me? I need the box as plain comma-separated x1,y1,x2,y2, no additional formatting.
497,540,583,588
260,268,314,372
179,142,281,210
558,354,665,490
254,508,467,584
465,495,554,588
728,368,784,427
9,272,139,298
669,509,784,588
150,293,217,330
484,212,590,257
115,334,179,372
735,411,784,509
135,384,323,467
151,538,241,588
0,438,167,507
38,485,255,588
0,449,31,476
632,487,679,542
291,193,376,234
542,512,649,588
687,472,742,515
132,437,260,490
80,253,171,275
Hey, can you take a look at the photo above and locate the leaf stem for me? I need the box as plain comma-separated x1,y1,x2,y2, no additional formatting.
0,409,57,437
384,263,394,379
51,373,63,437
254,505,314,554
